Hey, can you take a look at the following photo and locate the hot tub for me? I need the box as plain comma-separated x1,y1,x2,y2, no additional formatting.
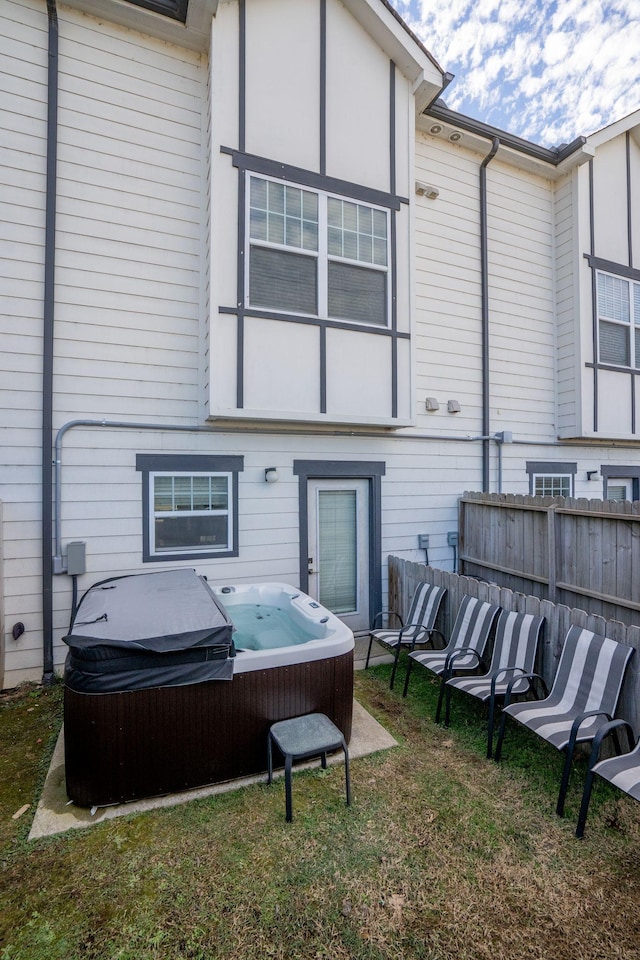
63,573,354,807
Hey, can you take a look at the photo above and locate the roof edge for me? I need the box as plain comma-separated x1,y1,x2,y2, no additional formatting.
425,102,587,166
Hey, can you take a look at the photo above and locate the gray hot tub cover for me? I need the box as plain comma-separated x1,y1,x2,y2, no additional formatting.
63,569,235,693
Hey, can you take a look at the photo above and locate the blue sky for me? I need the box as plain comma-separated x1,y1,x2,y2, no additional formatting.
390,0,640,148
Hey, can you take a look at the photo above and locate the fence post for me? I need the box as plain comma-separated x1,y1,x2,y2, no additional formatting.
547,504,557,604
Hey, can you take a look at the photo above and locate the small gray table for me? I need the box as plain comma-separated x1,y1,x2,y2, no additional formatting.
267,713,351,822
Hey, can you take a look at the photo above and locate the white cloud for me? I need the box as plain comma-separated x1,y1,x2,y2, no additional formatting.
394,0,640,145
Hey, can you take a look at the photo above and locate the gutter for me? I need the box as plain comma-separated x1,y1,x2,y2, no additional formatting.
480,138,499,492
425,102,587,166
42,0,58,684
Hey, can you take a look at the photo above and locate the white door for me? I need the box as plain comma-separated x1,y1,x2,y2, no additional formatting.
307,478,370,632
607,479,634,501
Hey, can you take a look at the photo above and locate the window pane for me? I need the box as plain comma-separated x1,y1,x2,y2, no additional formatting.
358,205,372,234
328,226,342,257
328,261,386,325
598,273,629,322
155,515,229,552
285,217,301,248
343,202,357,232
600,320,630,365
607,485,628,501
250,246,317,314
359,234,373,264
209,476,229,509
267,181,285,214
534,475,571,497
192,476,211,511
267,212,285,246
249,208,267,242
318,490,357,614
343,230,357,260
173,476,192,510
373,209,387,239
154,476,173,511
250,177,267,210
285,186,301,218
373,237,387,267
303,221,318,251
303,192,318,222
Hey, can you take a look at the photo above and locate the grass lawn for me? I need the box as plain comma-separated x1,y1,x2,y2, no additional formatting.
2,663,640,959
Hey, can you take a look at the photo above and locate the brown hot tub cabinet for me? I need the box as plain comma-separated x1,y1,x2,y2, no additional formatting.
63,572,354,808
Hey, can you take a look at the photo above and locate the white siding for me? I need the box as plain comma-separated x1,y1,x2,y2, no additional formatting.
0,2,204,687
555,171,581,438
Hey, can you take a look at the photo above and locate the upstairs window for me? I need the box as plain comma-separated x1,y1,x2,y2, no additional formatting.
248,175,389,327
597,271,640,368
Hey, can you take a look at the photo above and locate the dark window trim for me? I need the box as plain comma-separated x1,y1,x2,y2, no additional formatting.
585,254,640,284
601,465,640,501
526,461,576,496
136,454,244,562
293,460,385,625
222,147,407,211
124,0,188,22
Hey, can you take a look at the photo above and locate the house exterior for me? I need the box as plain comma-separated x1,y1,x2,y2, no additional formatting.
2,0,640,689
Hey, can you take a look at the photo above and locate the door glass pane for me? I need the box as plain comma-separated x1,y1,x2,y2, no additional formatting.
318,490,357,614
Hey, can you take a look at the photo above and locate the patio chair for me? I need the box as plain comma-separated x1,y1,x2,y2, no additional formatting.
494,625,634,818
365,581,447,690
443,610,545,758
575,718,637,838
402,595,501,723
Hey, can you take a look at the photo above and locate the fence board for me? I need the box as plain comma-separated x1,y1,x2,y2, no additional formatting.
388,557,640,736
459,492,640,628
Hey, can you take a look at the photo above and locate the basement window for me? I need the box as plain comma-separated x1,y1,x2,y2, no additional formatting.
136,454,243,561
526,461,576,497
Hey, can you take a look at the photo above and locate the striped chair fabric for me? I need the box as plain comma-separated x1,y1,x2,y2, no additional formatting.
402,595,501,722
494,625,634,817
366,582,447,689
576,720,640,837
444,610,545,757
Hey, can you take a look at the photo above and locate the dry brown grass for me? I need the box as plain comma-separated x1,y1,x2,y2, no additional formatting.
2,668,640,959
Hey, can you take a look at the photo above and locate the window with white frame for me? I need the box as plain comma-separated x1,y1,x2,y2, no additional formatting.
597,270,640,368
247,175,389,326
533,474,572,497
136,455,243,562
526,461,576,497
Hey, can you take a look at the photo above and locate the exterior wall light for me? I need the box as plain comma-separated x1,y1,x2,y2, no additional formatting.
587,470,602,481
264,467,279,483
415,181,439,199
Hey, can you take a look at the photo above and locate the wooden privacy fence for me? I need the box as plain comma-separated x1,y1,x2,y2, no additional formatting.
458,491,640,627
387,556,640,736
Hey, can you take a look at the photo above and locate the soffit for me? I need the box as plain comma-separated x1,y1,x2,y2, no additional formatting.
60,0,218,51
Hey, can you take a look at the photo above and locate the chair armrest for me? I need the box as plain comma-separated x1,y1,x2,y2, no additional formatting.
370,609,403,630
585,719,636,770
398,622,435,649
503,671,548,710
568,709,615,744
444,646,482,678
489,666,526,698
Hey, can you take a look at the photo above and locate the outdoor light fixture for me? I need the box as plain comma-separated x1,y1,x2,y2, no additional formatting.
415,181,439,199
587,470,602,482
264,467,279,483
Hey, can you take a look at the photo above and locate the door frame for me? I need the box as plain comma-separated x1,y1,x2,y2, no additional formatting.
293,460,385,628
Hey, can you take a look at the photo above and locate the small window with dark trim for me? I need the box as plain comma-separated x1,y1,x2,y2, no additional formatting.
136,455,243,562
526,461,576,497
